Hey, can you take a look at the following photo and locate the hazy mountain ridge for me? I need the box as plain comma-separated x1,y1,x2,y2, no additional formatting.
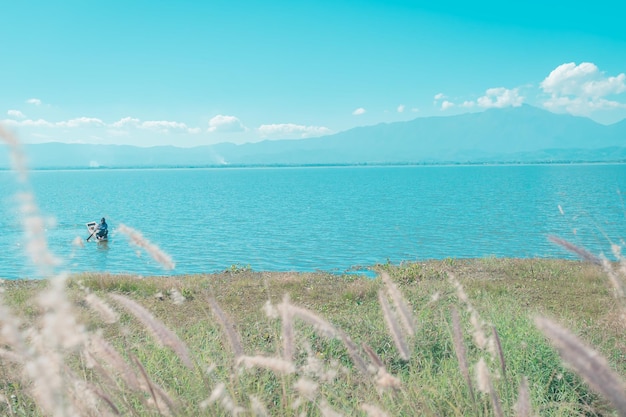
1,105,624,169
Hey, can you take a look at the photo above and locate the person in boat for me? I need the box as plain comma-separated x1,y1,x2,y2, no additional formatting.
96,217,108,239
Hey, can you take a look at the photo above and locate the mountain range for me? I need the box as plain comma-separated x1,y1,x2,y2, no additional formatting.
1,105,625,169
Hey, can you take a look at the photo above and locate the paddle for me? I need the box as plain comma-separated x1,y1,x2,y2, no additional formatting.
86,228,96,242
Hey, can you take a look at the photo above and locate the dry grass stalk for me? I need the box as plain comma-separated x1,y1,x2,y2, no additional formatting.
378,289,410,360
338,330,369,375
109,293,194,369
117,223,176,270
207,297,244,359
380,271,416,336
548,235,602,266
492,326,506,378
362,342,384,369
279,294,295,361
131,353,177,416
514,376,532,417
535,315,626,416
451,307,475,403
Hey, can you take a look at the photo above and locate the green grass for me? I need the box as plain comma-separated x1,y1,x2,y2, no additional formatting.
0,258,623,416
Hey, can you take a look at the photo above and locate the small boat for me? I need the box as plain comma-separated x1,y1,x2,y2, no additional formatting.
86,221,108,242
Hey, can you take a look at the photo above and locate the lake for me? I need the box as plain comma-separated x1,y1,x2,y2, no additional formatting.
0,164,624,279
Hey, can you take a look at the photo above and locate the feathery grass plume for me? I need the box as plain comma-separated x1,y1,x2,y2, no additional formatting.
66,368,118,417
109,293,194,369
361,403,390,417
338,330,369,375
85,293,119,324
375,368,402,392
378,289,410,360
16,191,62,275
85,332,142,391
249,395,269,417
282,302,340,339
1,127,60,274
380,271,416,336
514,376,532,417
535,315,626,416
117,223,176,270
0,124,28,182
475,357,504,417
278,294,295,361
201,382,244,415
451,307,475,403
207,297,244,359
548,235,602,265
361,342,402,391
24,349,77,417
492,326,506,379
294,377,319,400
237,355,296,375
602,257,626,299
449,273,490,351
169,287,185,305
319,399,344,417
72,235,85,248
0,348,22,364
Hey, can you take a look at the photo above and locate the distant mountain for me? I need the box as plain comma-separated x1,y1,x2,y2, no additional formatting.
1,105,624,169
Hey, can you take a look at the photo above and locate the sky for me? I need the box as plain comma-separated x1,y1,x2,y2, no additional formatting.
1,0,625,147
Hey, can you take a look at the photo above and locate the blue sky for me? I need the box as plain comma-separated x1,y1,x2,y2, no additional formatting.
1,0,625,147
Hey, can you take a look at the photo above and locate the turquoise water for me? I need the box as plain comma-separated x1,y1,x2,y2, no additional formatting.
0,164,624,279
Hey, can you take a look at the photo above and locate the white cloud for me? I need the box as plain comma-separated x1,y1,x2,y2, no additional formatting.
441,100,454,111
434,93,446,100
56,117,105,128
258,123,332,139
461,101,475,108
476,87,524,108
540,62,626,116
1,118,53,127
207,115,246,133
397,105,405,113
26,98,42,106
140,120,190,132
352,107,366,115
111,117,140,128
7,110,25,118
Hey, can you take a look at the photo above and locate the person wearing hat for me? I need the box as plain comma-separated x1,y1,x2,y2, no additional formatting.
96,217,108,239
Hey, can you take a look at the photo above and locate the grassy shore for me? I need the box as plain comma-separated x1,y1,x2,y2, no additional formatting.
0,258,624,416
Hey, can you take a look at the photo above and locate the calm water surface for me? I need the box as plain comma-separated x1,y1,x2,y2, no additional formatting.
0,164,624,279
